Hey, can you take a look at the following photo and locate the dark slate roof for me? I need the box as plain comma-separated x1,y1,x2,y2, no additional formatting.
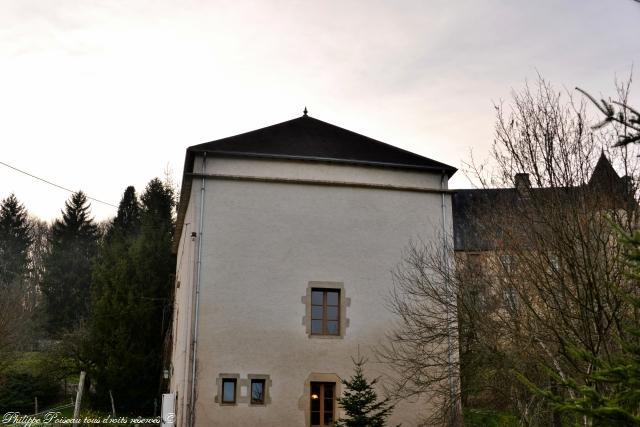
590,151,624,188
452,187,551,251
187,114,457,174
453,188,512,252
452,154,632,252
173,113,456,253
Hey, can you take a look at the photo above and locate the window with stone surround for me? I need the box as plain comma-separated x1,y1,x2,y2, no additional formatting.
221,378,237,404
216,373,272,406
310,382,336,426
311,289,340,335
302,282,350,338
250,378,265,405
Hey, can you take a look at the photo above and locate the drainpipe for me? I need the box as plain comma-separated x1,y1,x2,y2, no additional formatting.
441,171,456,425
189,152,206,427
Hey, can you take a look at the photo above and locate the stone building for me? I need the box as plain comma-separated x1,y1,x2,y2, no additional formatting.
450,152,635,413
452,151,632,255
167,110,457,427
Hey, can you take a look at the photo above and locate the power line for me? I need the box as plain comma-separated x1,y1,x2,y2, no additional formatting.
0,160,118,208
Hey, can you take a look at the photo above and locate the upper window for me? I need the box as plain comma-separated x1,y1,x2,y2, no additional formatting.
221,378,237,404
548,253,561,273
311,289,340,335
503,287,518,311
500,254,513,273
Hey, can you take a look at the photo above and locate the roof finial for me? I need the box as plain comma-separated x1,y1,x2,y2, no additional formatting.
303,106,308,116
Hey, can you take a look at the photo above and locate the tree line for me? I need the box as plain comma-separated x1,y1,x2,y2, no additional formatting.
0,178,175,414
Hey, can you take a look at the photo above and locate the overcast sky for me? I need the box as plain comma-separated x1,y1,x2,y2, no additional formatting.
1,0,639,221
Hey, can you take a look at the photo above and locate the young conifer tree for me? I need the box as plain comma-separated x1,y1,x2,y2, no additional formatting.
335,356,395,427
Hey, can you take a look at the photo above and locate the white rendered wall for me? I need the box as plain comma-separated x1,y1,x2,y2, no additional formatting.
171,156,454,427
204,156,447,190
170,188,198,427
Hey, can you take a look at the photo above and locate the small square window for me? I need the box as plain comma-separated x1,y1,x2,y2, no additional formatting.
250,379,266,404
221,378,237,404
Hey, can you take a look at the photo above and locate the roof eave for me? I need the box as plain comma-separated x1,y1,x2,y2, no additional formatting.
172,150,196,253
186,148,458,176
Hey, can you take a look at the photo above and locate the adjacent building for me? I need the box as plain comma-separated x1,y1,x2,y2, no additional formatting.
452,151,633,254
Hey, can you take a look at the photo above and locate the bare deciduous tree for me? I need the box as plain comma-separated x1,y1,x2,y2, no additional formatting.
380,75,639,426
379,237,461,426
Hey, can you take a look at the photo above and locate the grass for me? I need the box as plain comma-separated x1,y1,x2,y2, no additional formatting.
5,352,44,372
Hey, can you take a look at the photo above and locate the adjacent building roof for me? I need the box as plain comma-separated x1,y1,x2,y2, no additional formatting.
452,153,632,252
187,114,457,174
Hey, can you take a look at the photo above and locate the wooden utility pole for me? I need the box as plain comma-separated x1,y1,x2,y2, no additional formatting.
109,390,116,416
72,371,86,427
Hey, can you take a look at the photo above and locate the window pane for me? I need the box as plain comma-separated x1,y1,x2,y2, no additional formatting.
324,383,334,397
222,380,235,403
311,291,324,305
311,383,321,394
311,412,320,424
324,384,335,425
324,411,334,424
311,381,321,414
327,306,339,320
324,399,333,412
311,320,323,334
312,306,324,319
251,380,264,403
327,291,339,306
327,321,339,335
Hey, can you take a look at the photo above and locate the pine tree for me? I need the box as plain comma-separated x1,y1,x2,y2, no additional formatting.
127,178,174,412
0,194,32,287
111,186,140,238
0,194,33,367
41,191,99,335
335,356,396,427
89,180,174,414
89,186,141,411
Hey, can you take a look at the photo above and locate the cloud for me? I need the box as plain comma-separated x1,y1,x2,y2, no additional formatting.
0,0,638,219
